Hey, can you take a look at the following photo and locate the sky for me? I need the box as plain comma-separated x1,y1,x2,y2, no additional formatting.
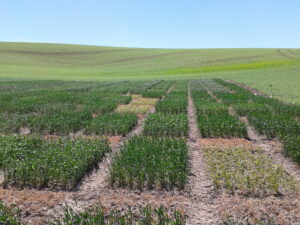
1,0,300,48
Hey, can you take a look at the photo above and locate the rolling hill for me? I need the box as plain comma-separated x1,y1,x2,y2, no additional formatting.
0,42,299,104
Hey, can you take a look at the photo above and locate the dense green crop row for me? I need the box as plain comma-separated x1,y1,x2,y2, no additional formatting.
248,113,300,139
0,90,132,135
197,103,247,138
155,81,188,114
129,80,162,94
0,135,110,190
282,135,300,164
200,79,229,92
85,113,137,136
190,80,247,138
109,136,189,190
141,80,175,98
189,79,207,92
143,113,188,137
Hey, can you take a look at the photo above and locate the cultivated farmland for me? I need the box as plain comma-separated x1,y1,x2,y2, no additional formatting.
0,78,299,225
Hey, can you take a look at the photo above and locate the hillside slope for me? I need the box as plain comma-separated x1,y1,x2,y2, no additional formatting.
0,42,299,103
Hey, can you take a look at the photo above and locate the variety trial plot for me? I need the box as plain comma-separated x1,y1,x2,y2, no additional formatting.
0,78,299,224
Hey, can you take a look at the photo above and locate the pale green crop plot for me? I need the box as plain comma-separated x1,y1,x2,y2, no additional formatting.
0,42,299,104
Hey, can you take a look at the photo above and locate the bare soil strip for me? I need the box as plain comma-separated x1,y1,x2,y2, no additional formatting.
186,83,221,225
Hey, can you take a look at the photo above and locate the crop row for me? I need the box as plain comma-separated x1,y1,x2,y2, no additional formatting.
197,103,247,138
141,80,175,98
109,136,189,190
110,81,189,190
0,91,131,114
190,80,247,138
155,81,188,114
143,113,188,137
213,79,300,164
0,135,110,190
0,89,138,135
200,79,229,92
128,80,162,94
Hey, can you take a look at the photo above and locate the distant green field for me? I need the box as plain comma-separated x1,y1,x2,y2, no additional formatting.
0,42,299,104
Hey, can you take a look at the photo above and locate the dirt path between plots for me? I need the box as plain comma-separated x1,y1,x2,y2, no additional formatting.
186,83,221,225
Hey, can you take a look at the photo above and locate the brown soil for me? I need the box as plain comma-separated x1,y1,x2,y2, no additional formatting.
186,83,221,225
239,116,267,142
0,188,66,225
219,193,300,225
199,138,252,148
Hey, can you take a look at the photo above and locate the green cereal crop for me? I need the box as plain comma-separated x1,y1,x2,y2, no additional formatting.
143,113,188,137
0,135,110,190
109,136,189,190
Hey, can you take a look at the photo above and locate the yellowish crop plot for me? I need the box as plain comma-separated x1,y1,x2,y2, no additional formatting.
115,95,158,115
203,145,299,197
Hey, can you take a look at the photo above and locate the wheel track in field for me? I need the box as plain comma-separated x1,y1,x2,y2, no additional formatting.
186,82,221,225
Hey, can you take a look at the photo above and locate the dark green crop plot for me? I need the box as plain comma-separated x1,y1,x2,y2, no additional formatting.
192,92,216,109
143,113,188,137
155,82,188,114
196,103,247,138
0,135,110,190
282,135,300,164
155,95,188,114
189,79,207,92
213,79,249,94
0,88,132,135
85,113,137,136
201,79,228,92
141,80,174,98
109,136,189,190
233,103,273,117
129,80,162,94
0,110,92,135
248,113,300,139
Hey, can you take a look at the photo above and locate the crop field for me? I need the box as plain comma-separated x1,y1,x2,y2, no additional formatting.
0,78,299,225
